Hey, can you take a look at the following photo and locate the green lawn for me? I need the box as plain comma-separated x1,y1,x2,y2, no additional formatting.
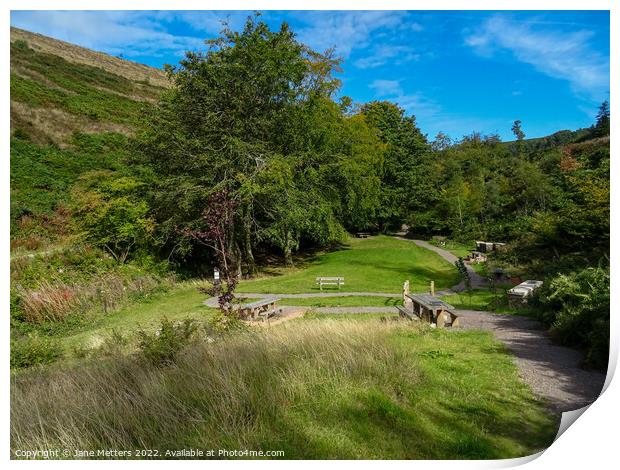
238,235,460,294
12,318,557,459
428,238,473,258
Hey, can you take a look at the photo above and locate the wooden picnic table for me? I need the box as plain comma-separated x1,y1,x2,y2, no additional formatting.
238,297,281,321
402,293,459,327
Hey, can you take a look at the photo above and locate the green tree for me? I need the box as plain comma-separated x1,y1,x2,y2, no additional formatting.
136,15,353,270
511,120,525,141
360,101,429,231
74,172,154,263
594,100,610,136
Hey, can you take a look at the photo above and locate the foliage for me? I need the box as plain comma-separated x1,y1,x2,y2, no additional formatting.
73,171,155,263
137,317,198,366
10,40,158,130
532,265,609,369
511,120,525,141
594,100,610,137
454,256,472,286
181,189,240,312
10,136,125,237
11,335,63,369
360,101,429,230
135,15,383,271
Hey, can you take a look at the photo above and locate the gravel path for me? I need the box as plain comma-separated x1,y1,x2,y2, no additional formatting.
456,309,606,414
396,237,487,290
204,292,400,308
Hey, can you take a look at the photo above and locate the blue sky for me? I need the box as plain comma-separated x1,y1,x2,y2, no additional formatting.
11,10,610,141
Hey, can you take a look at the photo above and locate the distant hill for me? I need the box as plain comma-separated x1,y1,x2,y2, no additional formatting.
10,27,169,145
502,128,596,153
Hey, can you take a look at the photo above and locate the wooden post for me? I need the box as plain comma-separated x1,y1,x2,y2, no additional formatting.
430,280,435,296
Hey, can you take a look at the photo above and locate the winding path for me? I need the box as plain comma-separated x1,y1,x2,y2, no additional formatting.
456,309,605,414
397,237,487,290
203,238,606,414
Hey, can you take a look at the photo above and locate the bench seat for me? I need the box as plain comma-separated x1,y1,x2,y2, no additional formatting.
396,305,419,321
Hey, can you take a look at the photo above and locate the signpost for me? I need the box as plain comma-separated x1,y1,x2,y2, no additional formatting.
214,267,221,293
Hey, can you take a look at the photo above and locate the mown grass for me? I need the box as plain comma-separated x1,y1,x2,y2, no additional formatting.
238,236,460,294
428,238,473,258
11,319,556,459
280,296,401,308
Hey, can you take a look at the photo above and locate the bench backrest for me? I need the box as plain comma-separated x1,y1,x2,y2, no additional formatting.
315,277,344,281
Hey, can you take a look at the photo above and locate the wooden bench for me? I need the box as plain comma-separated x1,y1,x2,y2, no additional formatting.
356,232,370,238
238,298,281,321
315,277,344,290
396,305,419,321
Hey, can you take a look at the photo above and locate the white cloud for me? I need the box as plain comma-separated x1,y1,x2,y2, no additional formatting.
369,79,441,127
369,79,403,97
464,15,609,97
292,11,407,58
11,11,206,60
355,45,420,69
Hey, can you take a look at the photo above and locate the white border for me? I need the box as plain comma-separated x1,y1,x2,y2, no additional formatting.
2,2,617,469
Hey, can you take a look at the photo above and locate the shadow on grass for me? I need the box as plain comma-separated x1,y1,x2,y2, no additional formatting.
260,386,556,459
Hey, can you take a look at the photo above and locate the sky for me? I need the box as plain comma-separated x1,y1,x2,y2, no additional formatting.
10,10,610,141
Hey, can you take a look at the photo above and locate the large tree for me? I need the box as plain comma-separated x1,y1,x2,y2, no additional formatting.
136,15,382,271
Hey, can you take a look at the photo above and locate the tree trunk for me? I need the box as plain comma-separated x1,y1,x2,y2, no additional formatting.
243,215,257,275
234,241,243,277
283,230,294,267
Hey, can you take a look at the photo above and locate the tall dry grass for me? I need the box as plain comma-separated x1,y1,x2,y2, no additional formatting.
11,320,420,457
16,274,167,324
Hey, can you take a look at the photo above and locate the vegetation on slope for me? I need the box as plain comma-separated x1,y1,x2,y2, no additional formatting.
10,36,164,144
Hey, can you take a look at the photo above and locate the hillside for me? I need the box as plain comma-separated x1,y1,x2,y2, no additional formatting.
10,28,171,251
10,27,168,145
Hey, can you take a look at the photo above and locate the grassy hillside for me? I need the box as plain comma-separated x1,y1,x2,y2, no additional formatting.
10,29,167,248
10,27,167,145
9,30,176,369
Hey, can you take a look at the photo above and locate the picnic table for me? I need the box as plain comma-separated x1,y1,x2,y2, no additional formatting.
237,297,282,321
401,293,460,328
315,276,345,290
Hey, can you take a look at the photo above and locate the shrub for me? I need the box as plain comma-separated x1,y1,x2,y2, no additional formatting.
533,265,609,369
137,318,197,365
11,335,62,368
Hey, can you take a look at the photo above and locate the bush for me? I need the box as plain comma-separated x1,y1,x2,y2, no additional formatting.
137,318,197,365
11,335,63,368
533,265,609,369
